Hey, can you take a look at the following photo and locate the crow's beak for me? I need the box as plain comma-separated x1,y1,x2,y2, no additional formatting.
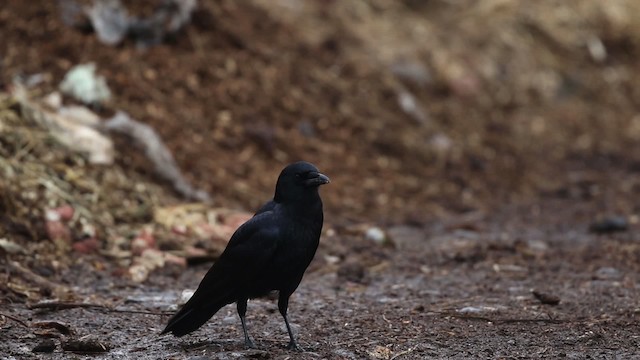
304,172,330,187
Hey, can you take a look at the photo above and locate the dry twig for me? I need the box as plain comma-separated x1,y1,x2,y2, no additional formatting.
9,261,69,294
0,312,30,328
28,301,172,316
390,345,417,360
435,311,565,324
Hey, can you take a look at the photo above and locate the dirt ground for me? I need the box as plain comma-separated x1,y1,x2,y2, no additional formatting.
2,198,640,359
1,0,640,359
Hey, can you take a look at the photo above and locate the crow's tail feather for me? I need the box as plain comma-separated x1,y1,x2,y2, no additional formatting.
161,300,226,337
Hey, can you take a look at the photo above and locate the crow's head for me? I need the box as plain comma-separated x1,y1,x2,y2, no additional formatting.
274,161,330,203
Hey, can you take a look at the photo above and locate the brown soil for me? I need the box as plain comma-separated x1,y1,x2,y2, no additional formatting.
1,0,640,358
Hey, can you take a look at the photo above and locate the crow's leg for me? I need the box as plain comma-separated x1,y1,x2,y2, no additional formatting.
278,293,303,351
236,298,255,348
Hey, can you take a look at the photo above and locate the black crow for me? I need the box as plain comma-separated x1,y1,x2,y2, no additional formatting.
161,161,329,350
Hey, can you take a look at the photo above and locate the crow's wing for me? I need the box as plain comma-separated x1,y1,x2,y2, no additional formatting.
162,211,281,336
200,211,281,290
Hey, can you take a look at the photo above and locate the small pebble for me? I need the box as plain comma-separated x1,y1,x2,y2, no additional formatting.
179,289,195,305
364,226,393,246
365,227,387,245
458,306,483,314
594,267,622,280
589,216,628,234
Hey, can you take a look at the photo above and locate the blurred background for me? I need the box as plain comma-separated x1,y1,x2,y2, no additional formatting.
3,0,639,224
1,0,640,357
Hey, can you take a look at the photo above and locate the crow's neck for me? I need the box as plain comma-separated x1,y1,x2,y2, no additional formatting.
277,192,323,220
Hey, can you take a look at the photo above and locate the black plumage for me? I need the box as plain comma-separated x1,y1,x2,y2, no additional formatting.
161,161,329,350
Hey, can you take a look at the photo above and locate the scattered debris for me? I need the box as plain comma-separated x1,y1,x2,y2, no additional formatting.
153,204,249,243
457,306,499,314
103,111,211,202
428,133,453,155
449,239,485,263
5,281,41,300
514,239,549,258
47,205,75,222
586,35,607,63
27,300,171,317
59,63,112,105
594,267,622,281
324,254,340,265
32,339,57,353
589,216,628,234
0,238,26,255
45,206,74,244
134,229,156,249
72,237,101,254
532,290,561,305
12,84,114,165
62,336,110,353
365,226,388,245
0,312,30,328
122,205,252,281
15,78,210,203
32,320,74,335
63,0,198,48
341,224,395,247
390,346,417,360
368,345,393,360
396,87,428,124
492,264,528,273
156,206,249,249
129,248,167,283
8,261,70,299
28,301,107,312
85,0,130,45
2,85,207,281
390,60,431,88
178,289,195,306
336,262,366,284
368,344,416,360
